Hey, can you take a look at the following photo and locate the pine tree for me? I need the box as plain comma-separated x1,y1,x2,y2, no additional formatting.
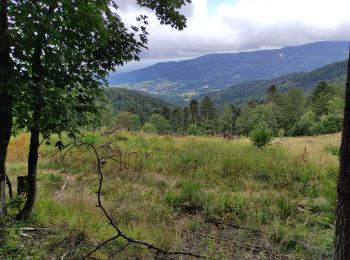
200,96,215,124
189,99,199,125
183,107,190,131
266,85,278,103
161,105,172,121
173,108,184,133
199,96,216,134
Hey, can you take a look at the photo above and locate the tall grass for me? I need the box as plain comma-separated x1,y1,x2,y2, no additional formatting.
3,131,340,258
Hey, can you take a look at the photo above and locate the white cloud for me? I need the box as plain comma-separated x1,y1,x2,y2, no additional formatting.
115,0,350,72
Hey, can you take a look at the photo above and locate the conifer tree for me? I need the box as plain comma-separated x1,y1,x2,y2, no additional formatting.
189,99,199,125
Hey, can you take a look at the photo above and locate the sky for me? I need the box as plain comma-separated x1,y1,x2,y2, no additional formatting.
113,0,350,73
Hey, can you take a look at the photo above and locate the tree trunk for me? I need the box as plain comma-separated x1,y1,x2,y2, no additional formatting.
334,49,350,259
16,26,44,220
0,0,12,216
16,129,40,220
5,174,13,198
17,176,29,196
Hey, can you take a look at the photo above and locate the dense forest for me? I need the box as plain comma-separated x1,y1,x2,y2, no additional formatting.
107,81,344,137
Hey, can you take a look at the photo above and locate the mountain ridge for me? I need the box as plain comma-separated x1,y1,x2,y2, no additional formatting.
108,41,348,97
197,59,347,107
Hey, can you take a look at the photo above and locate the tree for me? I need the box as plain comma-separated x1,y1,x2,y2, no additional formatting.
6,0,191,220
310,81,329,102
289,111,316,136
335,50,350,259
141,122,157,134
0,0,13,216
114,112,141,131
148,114,172,134
12,0,145,220
220,104,241,133
161,105,172,121
275,88,305,132
200,96,215,124
235,103,278,135
186,124,200,136
183,107,190,131
172,108,184,133
266,84,278,103
200,96,216,134
250,122,273,149
189,99,199,125
309,82,344,118
220,104,234,133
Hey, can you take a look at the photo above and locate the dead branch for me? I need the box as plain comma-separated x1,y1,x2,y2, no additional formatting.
58,140,204,259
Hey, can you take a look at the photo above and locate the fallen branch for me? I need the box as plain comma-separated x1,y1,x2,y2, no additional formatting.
58,140,204,259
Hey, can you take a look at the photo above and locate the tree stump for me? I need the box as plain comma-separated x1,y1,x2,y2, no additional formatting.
17,176,29,196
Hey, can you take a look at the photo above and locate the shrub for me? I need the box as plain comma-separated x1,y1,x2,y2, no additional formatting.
289,111,316,136
148,114,172,134
249,122,273,148
114,112,141,131
186,124,200,136
141,122,157,134
309,113,342,135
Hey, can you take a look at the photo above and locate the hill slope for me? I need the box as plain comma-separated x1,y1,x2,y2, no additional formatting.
108,41,348,97
199,60,347,106
105,88,172,118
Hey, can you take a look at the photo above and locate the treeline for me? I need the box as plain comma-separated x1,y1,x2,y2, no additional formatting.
109,81,344,136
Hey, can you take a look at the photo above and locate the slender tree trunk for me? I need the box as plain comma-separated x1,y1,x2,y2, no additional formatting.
0,95,12,215
16,30,44,220
0,0,12,216
5,174,13,198
334,48,350,259
16,129,40,220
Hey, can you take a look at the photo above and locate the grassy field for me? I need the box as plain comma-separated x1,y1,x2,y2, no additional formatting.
1,132,341,259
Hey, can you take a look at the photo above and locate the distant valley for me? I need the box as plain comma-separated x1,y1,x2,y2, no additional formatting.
108,41,348,104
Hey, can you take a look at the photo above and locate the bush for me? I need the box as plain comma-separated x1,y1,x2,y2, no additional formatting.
114,112,141,131
249,122,273,148
310,114,343,135
141,122,157,134
186,124,200,136
148,114,172,134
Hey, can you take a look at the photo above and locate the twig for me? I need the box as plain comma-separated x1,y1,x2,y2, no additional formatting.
107,242,132,260
85,234,121,257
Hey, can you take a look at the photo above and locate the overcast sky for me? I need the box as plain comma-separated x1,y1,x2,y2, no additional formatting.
113,0,350,73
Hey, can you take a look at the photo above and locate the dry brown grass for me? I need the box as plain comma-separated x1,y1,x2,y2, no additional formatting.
275,133,340,168
7,134,29,163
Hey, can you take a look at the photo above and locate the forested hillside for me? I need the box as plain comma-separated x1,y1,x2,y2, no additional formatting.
104,88,172,123
200,60,347,106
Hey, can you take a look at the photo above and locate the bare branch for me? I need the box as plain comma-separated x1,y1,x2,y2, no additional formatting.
58,139,204,259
